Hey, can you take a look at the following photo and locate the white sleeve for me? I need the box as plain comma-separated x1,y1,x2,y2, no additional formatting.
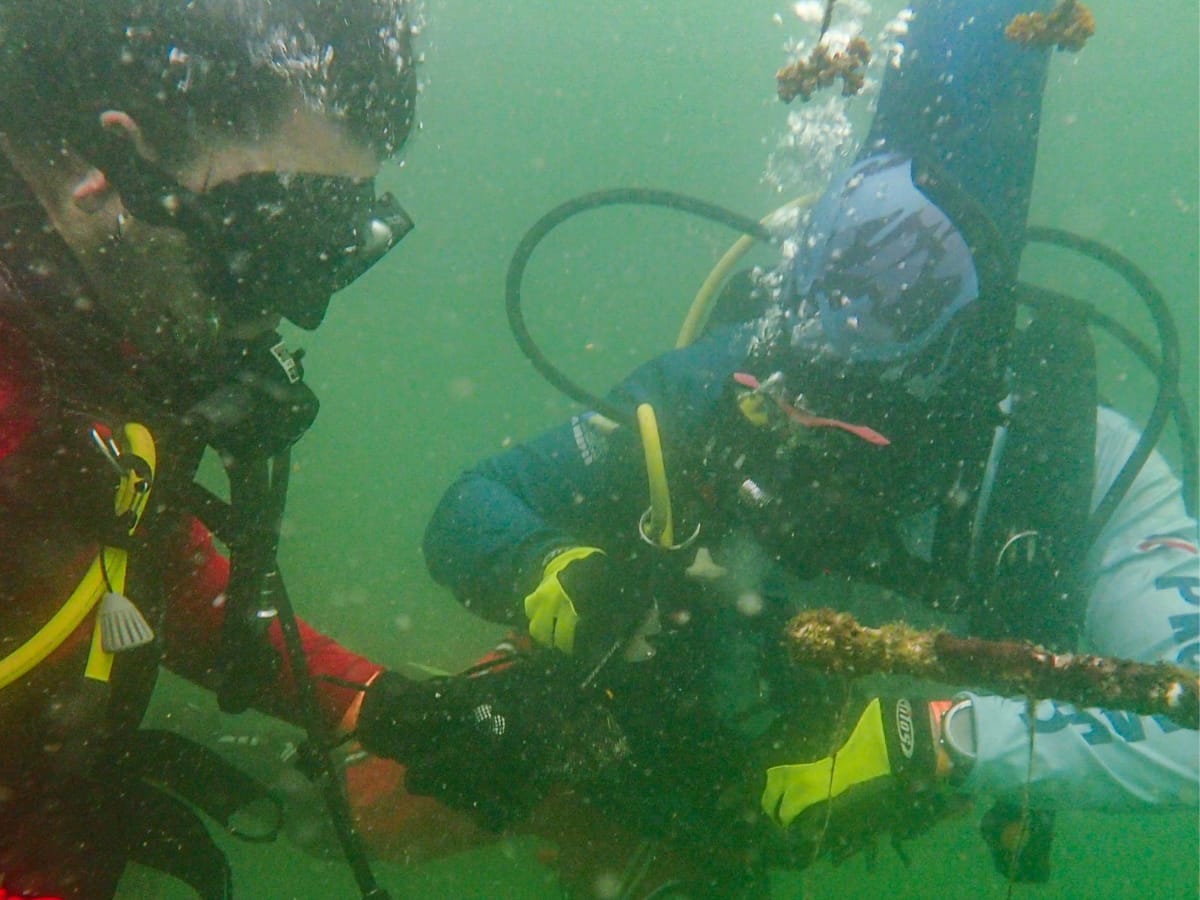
961,408,1199,810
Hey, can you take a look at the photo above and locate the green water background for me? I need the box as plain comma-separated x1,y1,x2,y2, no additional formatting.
138,1,1198,896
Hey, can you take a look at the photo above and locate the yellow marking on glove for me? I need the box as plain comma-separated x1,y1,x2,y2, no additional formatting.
763,698,891,827
523,546,604,653
737,391,772,428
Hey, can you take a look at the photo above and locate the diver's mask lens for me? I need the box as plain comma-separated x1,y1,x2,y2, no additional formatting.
195,172,414,329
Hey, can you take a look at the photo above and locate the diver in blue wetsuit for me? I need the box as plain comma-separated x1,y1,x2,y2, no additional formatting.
370,0,1200,891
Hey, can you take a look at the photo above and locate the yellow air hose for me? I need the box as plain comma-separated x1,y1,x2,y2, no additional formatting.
0,422,156,689
675,193,818,349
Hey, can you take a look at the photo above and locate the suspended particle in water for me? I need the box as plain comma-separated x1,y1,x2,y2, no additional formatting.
736,591,765,617
591,871,623,899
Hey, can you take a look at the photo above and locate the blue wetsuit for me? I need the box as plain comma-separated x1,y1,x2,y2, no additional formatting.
425,0,1199,812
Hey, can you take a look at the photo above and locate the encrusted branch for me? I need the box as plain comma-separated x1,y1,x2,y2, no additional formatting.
786,608,1199,730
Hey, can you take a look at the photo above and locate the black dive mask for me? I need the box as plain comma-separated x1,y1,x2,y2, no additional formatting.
101,146,413,329
183,172,414,328
73,139,411,458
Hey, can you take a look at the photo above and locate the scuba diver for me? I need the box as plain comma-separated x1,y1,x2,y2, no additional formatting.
0,2,492,897
354,0,1198,896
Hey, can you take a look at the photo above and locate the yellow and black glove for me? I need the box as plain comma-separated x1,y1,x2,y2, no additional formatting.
524,546,637,659
763,698,959,860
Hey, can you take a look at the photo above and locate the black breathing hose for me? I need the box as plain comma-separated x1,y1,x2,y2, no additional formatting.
505,187,773,427
1019,281,1198,519
1026,226,1195,538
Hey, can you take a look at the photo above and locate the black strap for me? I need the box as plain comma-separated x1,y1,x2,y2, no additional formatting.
121,779,234,900
968,307,1097,649
271,567,392,899
122,729,282,842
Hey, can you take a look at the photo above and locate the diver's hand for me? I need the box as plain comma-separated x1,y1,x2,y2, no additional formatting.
763,698,963,861
524,546,641,660
355,662,627,830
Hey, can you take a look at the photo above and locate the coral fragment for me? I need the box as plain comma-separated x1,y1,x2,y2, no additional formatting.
777,36,871,103
1005,0,1095,53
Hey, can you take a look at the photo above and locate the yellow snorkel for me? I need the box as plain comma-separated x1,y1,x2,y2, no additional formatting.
635,403,677,548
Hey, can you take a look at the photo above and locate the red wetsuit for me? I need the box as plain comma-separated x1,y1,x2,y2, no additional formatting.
0,322,383,735
0,297,500,899
0,314,429,897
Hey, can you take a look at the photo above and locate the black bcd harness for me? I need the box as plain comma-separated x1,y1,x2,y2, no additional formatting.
936,301,1098,651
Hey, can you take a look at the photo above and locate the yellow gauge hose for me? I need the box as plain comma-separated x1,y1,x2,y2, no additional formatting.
675,193,818,349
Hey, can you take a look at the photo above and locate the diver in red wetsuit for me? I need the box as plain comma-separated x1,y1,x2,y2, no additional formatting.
0,3,465,897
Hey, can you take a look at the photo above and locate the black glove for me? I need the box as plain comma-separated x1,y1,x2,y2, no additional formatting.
356,659,628,830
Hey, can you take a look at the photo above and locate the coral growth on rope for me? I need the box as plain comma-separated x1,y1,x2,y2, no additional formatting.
1006,0,1095,52
786,608,1198,730
777,36,871,103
